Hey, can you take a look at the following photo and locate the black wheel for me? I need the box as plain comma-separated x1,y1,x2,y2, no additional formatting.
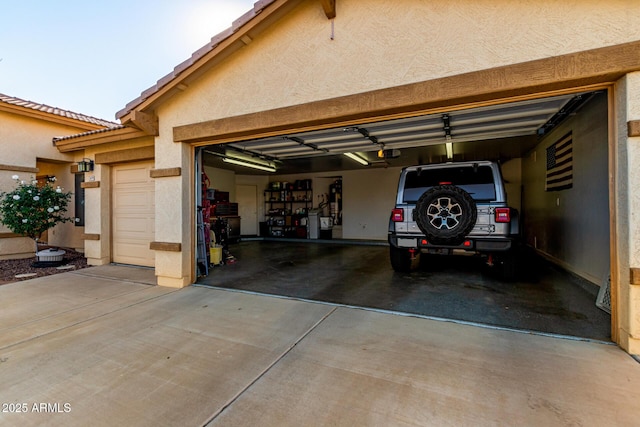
415,185,477,245
390,245,420,272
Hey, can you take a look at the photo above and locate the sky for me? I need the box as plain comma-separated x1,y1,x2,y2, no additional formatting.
0,0,256,121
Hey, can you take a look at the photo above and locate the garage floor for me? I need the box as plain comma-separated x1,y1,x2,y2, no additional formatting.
198,240,611,342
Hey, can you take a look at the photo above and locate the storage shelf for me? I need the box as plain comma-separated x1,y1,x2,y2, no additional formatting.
264,187,312,238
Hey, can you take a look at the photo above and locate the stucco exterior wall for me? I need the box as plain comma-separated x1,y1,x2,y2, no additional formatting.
158,0,640,132
36,161,84,251
0,110,91,258
0,111,81,166
616,72,640,353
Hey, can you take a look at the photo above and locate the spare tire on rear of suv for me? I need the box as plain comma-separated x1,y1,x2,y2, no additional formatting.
415,185,477,246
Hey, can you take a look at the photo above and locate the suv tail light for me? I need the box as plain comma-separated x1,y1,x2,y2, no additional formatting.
495,207,511,223
391,208,404,222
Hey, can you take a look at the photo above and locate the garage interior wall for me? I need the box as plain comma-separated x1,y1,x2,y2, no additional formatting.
205,166,399,241
203,165,236,201
522,92,609,285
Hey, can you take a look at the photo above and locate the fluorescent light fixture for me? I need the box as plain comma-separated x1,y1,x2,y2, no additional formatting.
445,142,453,159
343,152,369,166
225,149,274,167
223,158,276,172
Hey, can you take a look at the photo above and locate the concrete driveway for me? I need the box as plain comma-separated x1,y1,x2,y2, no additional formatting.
1,265,639,426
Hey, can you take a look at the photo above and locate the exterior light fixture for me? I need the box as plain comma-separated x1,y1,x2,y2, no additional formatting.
343,152,370,166
222,158,276,172
77,158,94,172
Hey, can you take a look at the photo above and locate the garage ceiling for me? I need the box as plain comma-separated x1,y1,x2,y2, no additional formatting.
204,91,594,174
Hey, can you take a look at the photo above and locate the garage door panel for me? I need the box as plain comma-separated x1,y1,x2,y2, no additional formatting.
113,167,151,184
113,242,153,264
114,216,154,234
112,162,155,267
114,192,155,210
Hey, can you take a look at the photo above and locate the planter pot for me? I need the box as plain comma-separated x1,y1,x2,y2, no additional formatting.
36,248,66,262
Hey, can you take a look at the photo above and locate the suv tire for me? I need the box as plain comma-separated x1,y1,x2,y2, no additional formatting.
415,185,477,245
390,245,420,272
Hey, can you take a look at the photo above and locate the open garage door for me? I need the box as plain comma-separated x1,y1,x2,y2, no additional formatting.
196,90,611,341
112,161,155,267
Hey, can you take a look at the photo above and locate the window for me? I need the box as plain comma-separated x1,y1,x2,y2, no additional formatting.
75,173,85,226
403,165,496,202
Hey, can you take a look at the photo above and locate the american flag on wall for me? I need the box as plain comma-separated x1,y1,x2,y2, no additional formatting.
545,131,573,191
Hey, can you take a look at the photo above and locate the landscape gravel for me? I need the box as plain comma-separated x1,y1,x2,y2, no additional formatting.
0,249,88,284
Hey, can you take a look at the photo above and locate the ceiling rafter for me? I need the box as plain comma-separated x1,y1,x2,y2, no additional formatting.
283,135,329,153
214,91,593,177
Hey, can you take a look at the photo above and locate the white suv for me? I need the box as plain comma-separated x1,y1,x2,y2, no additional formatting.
388,161,520,278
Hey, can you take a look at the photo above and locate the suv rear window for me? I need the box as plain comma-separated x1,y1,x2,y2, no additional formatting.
402,165,496,202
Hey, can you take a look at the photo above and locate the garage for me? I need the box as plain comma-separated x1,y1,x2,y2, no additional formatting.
194,89,611,341
95,2,640,353
112,161,156,267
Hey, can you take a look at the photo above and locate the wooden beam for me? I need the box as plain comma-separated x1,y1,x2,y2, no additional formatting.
174,41,640,144
629,120,640,137
81,181,100,189
131,110,159,136
0,164,39,173
94,146,155,165
320,0,336,19
0,232,22,238
150,167,181,178
81,233,100,241
150,241,182,252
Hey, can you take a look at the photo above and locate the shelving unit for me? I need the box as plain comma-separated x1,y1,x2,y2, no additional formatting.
264,187,313,238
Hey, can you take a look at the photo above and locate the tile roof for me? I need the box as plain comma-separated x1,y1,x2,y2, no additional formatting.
0,93,119,128
52,125,126,142
116,0,278,119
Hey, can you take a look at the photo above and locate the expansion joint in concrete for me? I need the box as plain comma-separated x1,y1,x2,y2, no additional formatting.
203,306,339,425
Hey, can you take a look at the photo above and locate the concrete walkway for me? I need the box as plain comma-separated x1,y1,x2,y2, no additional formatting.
0,266,638,426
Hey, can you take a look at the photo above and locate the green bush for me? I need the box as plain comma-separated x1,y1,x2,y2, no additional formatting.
0,175,73,250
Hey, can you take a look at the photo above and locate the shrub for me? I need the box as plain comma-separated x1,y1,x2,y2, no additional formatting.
0,175,73,252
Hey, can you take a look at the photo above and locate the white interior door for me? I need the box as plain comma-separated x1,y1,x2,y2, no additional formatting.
236,184,257,236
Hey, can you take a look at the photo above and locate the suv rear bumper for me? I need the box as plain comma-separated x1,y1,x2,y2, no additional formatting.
388,234,515,252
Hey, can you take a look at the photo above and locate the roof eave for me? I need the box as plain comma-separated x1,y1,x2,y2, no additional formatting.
0,102,112,131
54,126,150,153
117,0,300,123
